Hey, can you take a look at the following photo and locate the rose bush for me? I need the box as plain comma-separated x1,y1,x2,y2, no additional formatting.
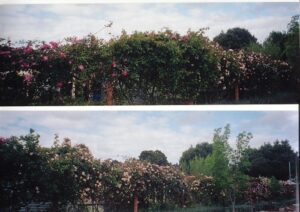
0,131,296,211
0,29,294,105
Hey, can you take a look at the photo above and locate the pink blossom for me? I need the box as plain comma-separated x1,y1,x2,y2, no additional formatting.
112,62,117,68
49,41,59,49
0,51,11,56
68,60,73,65
56,82,64,88
59,52,66,58
121,70,129,77
40,43,51,50
24,47,33,54
42,56,48,61
23,73,33,83
78,64,85,71
21,63,30,69
111,72,117,78
0,137,6,145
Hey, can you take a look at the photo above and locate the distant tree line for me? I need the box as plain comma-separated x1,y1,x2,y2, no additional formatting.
179,139,297,181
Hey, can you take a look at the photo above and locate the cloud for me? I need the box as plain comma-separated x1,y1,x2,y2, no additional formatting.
0,111,298,163
0,3,297,43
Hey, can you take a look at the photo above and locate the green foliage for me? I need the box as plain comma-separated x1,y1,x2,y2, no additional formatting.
210,125,231,196
246,140,297,180
0,129,296,210
139,150,169,166
285,15,300,98
263,31,287,60
213,28,257,50
270,176,281,198
188,155,213,177
179,142,212,173
0,26,295,105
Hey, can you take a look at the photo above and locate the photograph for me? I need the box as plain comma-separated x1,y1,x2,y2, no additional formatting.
0,109,299,211
0,2,299,105
0,1,299,212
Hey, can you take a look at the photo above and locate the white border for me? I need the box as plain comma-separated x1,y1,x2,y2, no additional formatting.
0,105,298,111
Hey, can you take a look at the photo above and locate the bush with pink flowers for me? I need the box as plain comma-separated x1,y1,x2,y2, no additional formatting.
0,29,295,105
0,132,297,211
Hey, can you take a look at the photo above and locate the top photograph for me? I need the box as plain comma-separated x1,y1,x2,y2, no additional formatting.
0,2,299,105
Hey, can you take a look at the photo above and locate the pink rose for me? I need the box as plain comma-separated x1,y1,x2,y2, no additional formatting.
59,52,66,58
78,64,85,71
24,47,33,54
23,74,33,83
40,43,51,50
56,82,64,88
0,51,11,56
121,70,129,77
42,56,48,61
49,41,59,49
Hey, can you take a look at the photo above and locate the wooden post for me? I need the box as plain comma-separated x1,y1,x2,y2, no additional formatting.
71,76,76,100
133,193,138,212
106,58,115,105
235,84,239,101
106,83,113,105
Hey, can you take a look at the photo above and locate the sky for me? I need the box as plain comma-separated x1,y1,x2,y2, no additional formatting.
0,3,299,44
0,110,298,163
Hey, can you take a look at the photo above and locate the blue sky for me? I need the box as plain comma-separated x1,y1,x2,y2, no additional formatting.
0,110,298,163
0,3,299,43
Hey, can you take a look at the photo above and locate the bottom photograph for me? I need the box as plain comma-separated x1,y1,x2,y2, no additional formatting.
0,110,299,212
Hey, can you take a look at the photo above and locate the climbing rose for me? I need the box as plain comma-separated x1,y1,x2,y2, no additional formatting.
42,56,48,61
40,43,51,50
59,52,66,58
23,73,33,83
78,64,85,71
24,47,33,54
0,137,5,145
56,82,64,88
121,70,129,77
50,41,59,49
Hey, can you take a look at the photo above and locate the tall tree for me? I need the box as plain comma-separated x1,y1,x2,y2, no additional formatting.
285,15,300,98
213,28,257,50
179,142,212,173
210,124,231,201
228,131,253,212
263,31,288,60
139,150,169,166
246,140,297,180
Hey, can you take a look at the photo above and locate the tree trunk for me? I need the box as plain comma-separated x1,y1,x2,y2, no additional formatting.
235,84,239,101
133,193,138,212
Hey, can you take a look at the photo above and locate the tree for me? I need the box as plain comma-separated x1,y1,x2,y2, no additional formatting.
263,31,287,60
185,125,253,211
179,142,212,173
213,27,257,50
285,15,300,98
246,140,297,180
209,124,231,203
228,131,253,212
139,150,169,166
